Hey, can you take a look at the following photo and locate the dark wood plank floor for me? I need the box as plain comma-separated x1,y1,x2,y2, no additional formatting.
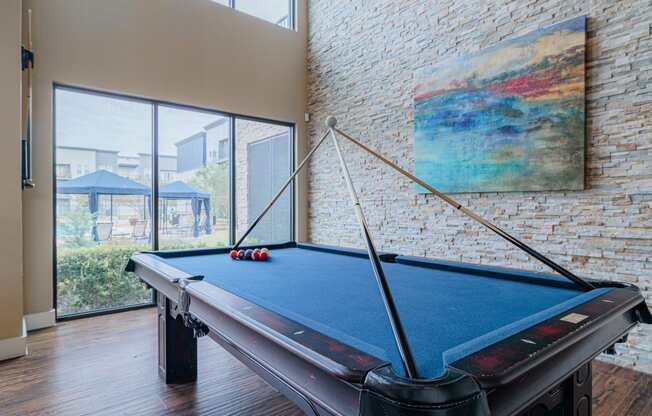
0,309,650,416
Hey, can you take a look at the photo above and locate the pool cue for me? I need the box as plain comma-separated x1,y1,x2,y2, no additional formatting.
22,9,35,189
232,128,330,251
333,125,594,291
327,116,418,379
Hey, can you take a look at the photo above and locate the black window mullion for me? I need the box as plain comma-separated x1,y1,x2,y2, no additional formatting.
290,126,296,241
229,117,236,246
152,103,160,251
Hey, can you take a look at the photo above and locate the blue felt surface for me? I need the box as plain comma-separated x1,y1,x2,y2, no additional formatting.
158,246,609,378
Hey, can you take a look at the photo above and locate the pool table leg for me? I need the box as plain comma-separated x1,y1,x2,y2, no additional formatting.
516,362,592,415
570,362,592,416
157,291,198,384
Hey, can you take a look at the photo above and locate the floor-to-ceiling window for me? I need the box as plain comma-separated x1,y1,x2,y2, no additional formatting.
233,0,294,29
54,87,154,317
54,85,294,318
212,0,295,30
157,105,231,250
235,118,292,245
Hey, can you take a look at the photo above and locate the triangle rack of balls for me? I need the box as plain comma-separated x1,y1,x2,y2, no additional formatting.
229,247,270,261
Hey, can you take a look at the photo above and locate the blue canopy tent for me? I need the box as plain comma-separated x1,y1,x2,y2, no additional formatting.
56,170,150,241
57,171,212,240
159,181,212,237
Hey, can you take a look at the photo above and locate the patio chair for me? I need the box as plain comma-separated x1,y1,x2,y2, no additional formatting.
132,220,151,243
96,222,113,241
132,220,148,239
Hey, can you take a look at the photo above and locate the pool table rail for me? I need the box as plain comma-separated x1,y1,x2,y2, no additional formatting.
449,284,650,387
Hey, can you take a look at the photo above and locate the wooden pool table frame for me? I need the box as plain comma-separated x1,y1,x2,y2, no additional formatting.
127,242,651,416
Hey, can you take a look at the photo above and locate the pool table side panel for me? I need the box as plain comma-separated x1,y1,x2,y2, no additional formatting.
186,281,387,381
440,288,611,369
487,313,638,416
188,285,368,416
450,287,645,387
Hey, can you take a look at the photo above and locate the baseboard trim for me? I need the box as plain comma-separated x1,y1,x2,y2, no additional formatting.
24,309,56,331
0,319,27,361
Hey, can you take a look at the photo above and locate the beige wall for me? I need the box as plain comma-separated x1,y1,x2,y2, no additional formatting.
0,0,24,341
22,0,308,315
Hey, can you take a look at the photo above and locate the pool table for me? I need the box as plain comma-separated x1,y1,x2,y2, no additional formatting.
127,242,650,416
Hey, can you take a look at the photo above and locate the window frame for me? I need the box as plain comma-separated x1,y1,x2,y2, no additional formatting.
243,131,293,244
217,138,229,163
55,163,71,179
52,83,296,321
226,0,296,31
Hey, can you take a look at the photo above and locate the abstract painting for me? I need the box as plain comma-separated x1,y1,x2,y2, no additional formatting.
414,16,586,193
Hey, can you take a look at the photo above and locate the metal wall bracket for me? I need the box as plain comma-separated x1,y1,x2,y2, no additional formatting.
176,277,209,338
21,46,34,71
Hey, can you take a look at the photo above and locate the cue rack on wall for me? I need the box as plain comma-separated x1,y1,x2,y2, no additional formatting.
22,9,35,190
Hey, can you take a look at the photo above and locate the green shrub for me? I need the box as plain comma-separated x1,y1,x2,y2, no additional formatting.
57,204,96,248
191,163,229,219
57,244,152,315
56,240,218,316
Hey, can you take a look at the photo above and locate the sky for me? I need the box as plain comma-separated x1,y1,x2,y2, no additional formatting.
55,89,224,156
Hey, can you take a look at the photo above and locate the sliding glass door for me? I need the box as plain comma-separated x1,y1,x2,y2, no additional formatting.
54,86,294,318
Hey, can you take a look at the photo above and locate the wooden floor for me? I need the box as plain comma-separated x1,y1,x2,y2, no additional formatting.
0,309,650,416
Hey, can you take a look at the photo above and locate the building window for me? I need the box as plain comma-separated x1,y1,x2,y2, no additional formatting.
213,0,295,30
175,132,206,173
56,197,71,215
160,170,176,183
56,164,71,179
217,138,228,163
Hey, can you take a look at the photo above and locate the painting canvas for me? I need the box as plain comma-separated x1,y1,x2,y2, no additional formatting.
414,16,586,193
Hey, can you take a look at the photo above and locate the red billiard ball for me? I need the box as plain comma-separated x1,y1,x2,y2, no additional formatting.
252,251,261,261
229,250,238,259
259,251,269,261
